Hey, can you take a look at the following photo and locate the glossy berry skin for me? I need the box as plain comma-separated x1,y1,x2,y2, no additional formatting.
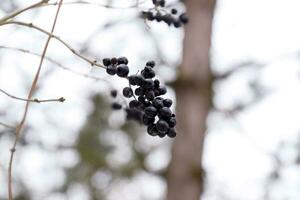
142,115,155,125
159,107,172,118
116,65,129,77
153,97,164,109
154,79,160,87
111,102,122,110
129,100,141,108
147,124,158,136
110,90,117,98
142,79,154,89
145,90,155,101
106,65,117,75
123,87,133,98
102,58,111,66
145,106,157,118
158,86,167,95
167,128,176,138
168,117,176,128
156,120,169,133
163,98,173,107
117,57,128,65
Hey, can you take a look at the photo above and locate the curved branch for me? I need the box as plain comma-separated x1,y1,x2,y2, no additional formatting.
8,1,64,199
0,88,65,103
0,0,49,23
0,45,108,82
0,21,106,69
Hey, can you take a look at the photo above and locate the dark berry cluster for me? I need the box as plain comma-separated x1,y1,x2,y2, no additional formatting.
103,57,129,77
106,58,177,138
141,0,189,28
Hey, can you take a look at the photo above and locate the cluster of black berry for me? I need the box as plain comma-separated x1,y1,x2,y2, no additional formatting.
103,57,129,77
104,58,177,138
141,0,189,28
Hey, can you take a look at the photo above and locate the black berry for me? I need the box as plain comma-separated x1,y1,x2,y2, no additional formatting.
156,120,169,133
116,65,129,77
123,87,133,98
106,65,117,75
102,58,111,66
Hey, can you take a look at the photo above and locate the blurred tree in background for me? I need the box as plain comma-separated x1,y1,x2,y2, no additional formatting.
1,0,300,200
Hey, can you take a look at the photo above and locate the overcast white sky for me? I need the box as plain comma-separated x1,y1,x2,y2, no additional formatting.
1,0,300,200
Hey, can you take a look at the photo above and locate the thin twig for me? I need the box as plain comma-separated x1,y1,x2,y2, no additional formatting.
46,0,147,9
0,122,15,130
7,1,64,199
0,45,108,83
0,0,49,23
0,88,65,103
0,21,106,69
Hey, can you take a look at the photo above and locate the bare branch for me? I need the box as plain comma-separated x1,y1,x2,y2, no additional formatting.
0,88,65,103
0,122,15,130
0,45,109,83
0,0,49,23
8,1,64,199
0,21,106,69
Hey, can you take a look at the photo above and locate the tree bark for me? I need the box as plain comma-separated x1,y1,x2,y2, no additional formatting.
167,1,216,200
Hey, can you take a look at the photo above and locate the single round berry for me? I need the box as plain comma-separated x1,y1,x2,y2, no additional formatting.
106,65,117,75
158,86,167,95
179,13,189,24
145,90,155,101
123,87,133,98
129,100,141,108
163,98,173,107
153,97,164,109
146,61,155,68
142,115,155,125
145,106,157,118
117,57,128,65
158,132,166,138
168,117,176,128
167,128,176,138
142,79,154,89
147,124,158,136
111,57,118,65
110,90,117,98
171,8,177,15
112,102,122,110
116,65,129,77
102,58,111,66
156,120,169,133
135,87,145,96
129,75,138,85
159,107,172,118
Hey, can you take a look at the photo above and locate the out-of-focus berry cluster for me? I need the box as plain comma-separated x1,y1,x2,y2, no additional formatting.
104,57,177,138
141,0,189,28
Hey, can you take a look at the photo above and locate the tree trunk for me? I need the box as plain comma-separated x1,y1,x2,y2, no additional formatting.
167,1,216,200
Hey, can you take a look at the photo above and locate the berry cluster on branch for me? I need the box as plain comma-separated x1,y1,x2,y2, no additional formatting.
103,58,177,138
141,0,189,28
